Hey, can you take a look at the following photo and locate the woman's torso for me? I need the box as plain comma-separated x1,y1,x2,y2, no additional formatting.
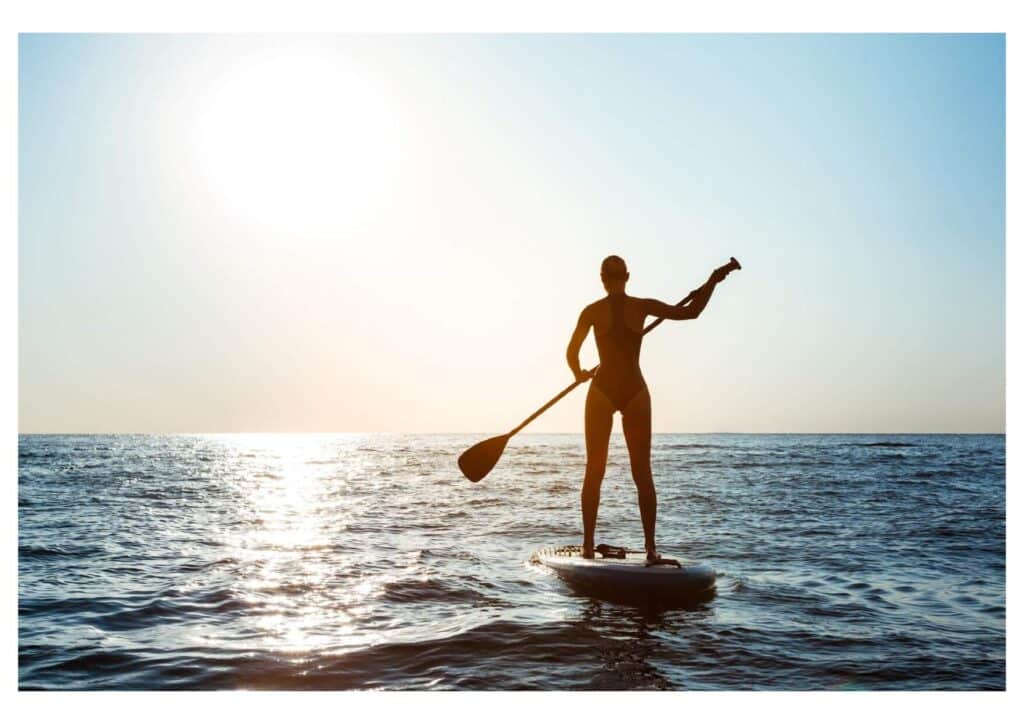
591,293,646,410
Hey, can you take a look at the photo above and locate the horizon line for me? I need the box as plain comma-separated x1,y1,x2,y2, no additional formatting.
17,430,1007,436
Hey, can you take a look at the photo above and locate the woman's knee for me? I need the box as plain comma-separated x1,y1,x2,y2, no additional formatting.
630,459,652,481
631,468,655,494
583,462,606,488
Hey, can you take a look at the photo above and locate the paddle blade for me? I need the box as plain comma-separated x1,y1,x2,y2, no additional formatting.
457,434,510,482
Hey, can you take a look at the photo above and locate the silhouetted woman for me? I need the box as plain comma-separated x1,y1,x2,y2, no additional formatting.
565,255,737,560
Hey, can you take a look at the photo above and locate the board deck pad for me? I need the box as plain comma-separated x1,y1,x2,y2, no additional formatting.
532,545,716,603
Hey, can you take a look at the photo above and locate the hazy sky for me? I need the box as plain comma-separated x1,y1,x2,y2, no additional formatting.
19,34,1005,433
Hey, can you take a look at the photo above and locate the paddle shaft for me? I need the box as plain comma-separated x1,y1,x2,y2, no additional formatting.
506,287,702,437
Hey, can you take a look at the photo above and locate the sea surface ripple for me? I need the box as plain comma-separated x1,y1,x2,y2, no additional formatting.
19,433,1005,690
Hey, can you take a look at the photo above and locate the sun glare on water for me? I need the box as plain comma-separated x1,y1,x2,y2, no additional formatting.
187,47,403,237
213,434,378,655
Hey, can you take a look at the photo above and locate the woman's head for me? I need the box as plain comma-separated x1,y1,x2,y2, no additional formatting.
600,255,629,293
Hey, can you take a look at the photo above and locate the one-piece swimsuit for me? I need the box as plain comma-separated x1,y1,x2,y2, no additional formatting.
592,293,647,411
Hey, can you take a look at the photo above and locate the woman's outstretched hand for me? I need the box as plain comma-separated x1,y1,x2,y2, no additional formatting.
710,256,741,284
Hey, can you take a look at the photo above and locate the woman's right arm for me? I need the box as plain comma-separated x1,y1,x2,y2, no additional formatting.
642,297,701,321
642,257,739,324
566,307,593,382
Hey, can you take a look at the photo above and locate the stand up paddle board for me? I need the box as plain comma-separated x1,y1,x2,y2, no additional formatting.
532,545,716,603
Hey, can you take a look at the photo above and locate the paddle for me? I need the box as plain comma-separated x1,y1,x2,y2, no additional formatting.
457,257,741,482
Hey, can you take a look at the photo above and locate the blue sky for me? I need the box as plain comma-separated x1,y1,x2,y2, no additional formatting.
19,34,1005,432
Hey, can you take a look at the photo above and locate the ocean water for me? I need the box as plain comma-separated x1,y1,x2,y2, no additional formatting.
18,433,1005,690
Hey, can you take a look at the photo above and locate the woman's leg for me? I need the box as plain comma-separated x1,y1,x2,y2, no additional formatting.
622,386,656,557
582,383,614,557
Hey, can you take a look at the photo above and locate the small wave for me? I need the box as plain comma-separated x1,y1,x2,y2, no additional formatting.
466,497,503,508
547,483,575,494
248,582,328,597
929,525,969,539
662,444,729,450
524,467,561,476
90,590,256,631
380,578,493,604
21,595,126,618
873,453,907,461
29,649,139,681
855,442,918,448
727,578,745,593
19,544,102,559
420,549,480,562
253,619,605,689
18,445,45,456
175,557,240,574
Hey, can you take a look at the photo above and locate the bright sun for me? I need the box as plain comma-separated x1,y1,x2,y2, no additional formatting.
188,46,402,236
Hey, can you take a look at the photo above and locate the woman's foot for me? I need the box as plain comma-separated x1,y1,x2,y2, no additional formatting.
582,543,595,559
645,548,659,563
